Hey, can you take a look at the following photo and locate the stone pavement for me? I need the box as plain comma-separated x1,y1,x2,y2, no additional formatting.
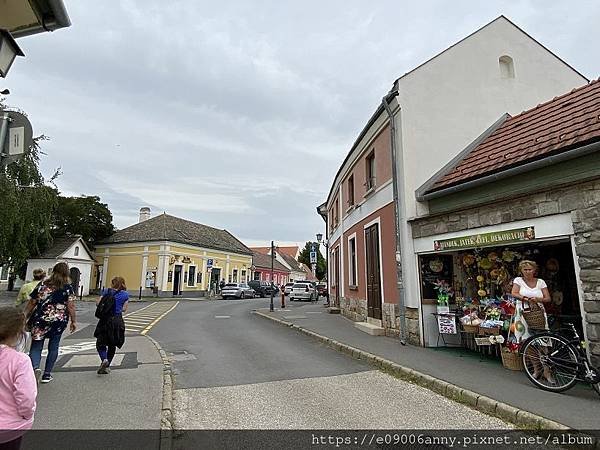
255,301,600,430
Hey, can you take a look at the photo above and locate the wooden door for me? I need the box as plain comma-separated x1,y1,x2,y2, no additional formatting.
365,224,382,320
334,247,340,306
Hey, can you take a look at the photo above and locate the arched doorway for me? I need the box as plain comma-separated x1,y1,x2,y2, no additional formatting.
70,267,81,296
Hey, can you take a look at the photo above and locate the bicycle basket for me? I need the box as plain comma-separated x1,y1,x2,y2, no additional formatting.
522,302,546,330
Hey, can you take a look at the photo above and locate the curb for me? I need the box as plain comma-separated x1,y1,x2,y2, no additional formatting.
254,310,570,431
146,335,174,450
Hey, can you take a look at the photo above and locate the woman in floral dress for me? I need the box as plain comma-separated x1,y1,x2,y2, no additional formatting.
25,262,77,384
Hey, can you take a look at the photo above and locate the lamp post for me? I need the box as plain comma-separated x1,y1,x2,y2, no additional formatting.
0,29,24,78
270,240,275,312
316,232,330,307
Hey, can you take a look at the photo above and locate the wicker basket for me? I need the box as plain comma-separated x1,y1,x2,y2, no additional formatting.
479,326,501,336
523,302,546,330
501,348,523,371
462,324,479,333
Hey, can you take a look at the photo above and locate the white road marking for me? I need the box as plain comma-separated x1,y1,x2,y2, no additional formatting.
214,315,231,319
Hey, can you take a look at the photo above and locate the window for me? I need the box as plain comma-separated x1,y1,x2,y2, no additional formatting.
232,269,238,283
348,237,357,286
254,271,261,281
334,198,339,226
499,55,515,78
347,175,355,207
241,270,247,283
188,266,196,287
0,266,8,281
196,272,202,284
365,151,376,191
74,246,80,256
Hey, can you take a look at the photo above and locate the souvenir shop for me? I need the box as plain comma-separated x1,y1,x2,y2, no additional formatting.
414,219,583,371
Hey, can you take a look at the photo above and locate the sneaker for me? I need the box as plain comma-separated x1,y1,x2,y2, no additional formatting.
34,368,43,384
40,374,53,384
97,359,110,374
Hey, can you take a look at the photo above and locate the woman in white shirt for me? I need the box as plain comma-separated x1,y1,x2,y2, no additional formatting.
511,259,552,381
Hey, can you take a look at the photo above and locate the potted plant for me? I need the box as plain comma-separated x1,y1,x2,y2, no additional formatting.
433,279,453,314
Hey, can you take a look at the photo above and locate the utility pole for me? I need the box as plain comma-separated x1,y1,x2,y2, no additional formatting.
270,240,274,312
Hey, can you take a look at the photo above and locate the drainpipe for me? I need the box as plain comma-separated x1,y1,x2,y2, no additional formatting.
382,86,407,346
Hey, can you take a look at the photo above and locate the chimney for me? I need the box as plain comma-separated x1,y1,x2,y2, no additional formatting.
139,207,151,223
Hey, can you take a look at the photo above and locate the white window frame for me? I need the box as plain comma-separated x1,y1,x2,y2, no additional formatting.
347,233,357,287
74,246,80,256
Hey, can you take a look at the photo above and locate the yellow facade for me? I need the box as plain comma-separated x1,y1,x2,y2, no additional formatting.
95,242,252,297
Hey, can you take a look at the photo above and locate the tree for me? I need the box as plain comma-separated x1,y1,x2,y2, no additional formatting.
0,133,59,275
52,195,115,246
298,241,327,280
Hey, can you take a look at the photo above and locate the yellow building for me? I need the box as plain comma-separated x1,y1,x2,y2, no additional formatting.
94,209,253,297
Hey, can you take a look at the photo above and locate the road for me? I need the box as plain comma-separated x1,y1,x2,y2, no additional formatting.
148,296,511,430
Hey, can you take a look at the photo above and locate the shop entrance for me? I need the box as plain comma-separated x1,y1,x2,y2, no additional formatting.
365,223,382,320
333,248,340,306
419,238,582,350
210,268,221,292
172,265,182,295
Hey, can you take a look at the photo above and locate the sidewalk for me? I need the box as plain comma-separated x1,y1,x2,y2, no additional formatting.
20,332,166,449
256,301,600,430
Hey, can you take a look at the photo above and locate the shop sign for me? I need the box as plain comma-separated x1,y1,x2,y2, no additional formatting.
433,227,535,251
437,314,457,335
182,256,191,263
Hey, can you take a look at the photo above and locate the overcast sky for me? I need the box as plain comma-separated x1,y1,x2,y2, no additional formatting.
5,1,599,248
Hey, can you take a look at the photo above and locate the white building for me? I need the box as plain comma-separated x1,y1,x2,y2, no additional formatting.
26,235,95,296
321,16,589,344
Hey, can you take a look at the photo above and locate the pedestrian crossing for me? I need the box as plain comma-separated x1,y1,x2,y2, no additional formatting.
124,301,179,335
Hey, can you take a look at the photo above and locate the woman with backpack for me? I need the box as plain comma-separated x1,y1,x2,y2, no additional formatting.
94,277,129,375
25,262,77,384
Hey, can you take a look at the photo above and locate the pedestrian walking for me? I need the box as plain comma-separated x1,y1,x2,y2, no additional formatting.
15,269,46,309
94,277,129,375
0,307,37,449
25,262,77,384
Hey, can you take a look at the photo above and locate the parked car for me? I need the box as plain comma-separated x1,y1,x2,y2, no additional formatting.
247,280,278,297
283,282,295,296
289,281,317,302
221,283,255,299
316,283,328,298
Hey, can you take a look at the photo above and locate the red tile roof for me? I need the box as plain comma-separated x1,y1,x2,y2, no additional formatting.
250,246,299,259
429,79,600,192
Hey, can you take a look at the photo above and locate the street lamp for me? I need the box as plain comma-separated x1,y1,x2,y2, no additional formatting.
0,29,24,78
316,232,330,307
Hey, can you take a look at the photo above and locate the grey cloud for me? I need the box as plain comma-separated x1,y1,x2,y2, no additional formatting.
7,0,600,244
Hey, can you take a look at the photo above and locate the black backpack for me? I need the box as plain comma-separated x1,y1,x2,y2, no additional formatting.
95,292,115,320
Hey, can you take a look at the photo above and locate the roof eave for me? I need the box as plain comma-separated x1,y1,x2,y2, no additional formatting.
420,139,600,201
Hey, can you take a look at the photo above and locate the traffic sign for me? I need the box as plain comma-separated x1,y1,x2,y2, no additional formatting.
310,251,317,263
1,110,33,161
207,258,214,269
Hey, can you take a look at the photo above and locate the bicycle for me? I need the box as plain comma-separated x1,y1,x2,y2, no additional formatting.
520,323,600,396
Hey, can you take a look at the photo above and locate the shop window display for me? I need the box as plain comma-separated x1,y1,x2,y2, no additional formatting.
420,241,581,370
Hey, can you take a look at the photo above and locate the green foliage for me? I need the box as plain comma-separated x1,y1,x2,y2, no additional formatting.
0,135,58,273
53,195,115,246
298,241,327,280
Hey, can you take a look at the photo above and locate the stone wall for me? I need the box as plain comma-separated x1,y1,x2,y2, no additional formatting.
412,178,600,365
340,296,421,345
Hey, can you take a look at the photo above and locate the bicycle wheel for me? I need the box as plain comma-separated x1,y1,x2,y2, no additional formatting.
521,332,579,393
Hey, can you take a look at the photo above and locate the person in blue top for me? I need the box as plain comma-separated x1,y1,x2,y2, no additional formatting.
94,277,129,374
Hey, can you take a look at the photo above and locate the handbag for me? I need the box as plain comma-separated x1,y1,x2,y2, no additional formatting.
522,301,546,330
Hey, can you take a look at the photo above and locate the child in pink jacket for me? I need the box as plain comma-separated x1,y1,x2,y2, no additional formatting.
0,307,37,448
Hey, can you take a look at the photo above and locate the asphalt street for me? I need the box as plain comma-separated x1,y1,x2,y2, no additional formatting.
149,297,512,430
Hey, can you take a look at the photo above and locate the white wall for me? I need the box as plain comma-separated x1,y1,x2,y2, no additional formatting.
395,17,587,312
398,16,588,219
26,258,94,296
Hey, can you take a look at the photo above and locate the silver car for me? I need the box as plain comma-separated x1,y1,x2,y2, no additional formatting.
289,281,316,302
221,283,255,299
283,282,295,296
